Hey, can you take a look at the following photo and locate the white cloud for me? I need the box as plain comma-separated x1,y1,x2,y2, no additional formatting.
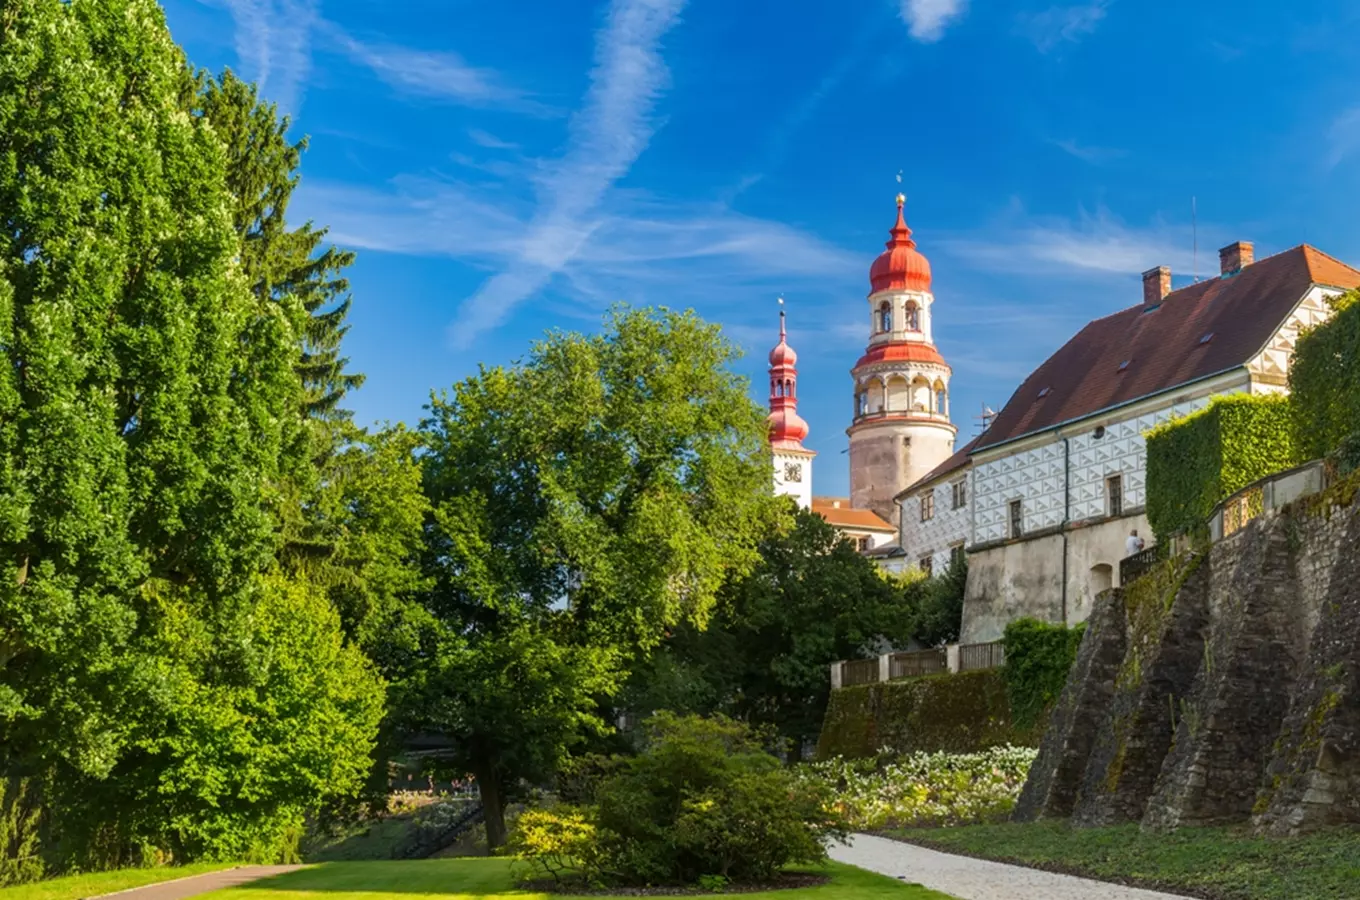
1017,1,1110,53
1050,138,1127,164
447,0,690,349
219,0,319,113
898,0,968,43
468,129,520,151
1327,107,1360,168
938,205,1218,281
321,24,545,112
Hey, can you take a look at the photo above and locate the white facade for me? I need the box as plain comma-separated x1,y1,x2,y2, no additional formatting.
772,448,814,509
898,468,974,575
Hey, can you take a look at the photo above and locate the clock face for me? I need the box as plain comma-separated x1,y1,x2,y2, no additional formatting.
784,462,803,483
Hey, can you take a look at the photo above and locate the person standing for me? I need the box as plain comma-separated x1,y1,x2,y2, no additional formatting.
1126,529,1145,556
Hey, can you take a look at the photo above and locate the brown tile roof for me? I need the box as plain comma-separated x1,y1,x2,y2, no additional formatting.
896,437,978,501
975,246,1360,451
811,497,896,532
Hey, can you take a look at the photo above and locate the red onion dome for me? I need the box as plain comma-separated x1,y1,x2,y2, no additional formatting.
869,195,932,294
768,408,810,446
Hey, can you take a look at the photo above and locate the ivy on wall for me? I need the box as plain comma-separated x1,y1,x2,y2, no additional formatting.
815,670,1032,760
1290,289,1360,466
1145,394,1298,541
1001,618,1087,731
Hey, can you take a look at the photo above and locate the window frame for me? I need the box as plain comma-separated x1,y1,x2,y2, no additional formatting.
951,479,967,509
920,491,935,522
1107,473,1124,518
919,555,933,577
1009,499,1024,538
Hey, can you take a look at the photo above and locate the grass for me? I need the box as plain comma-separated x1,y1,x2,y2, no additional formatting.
201,857,953,899
0,862,237,900
888,821,1360,900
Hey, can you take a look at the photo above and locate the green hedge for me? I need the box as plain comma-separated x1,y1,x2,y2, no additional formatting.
815,669,1030,760
1001,618,1086,731
1290,289,1360,465
1145,394,1298,541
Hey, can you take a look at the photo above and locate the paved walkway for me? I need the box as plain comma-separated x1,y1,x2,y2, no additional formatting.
92,866,305,900
831,833,1195,900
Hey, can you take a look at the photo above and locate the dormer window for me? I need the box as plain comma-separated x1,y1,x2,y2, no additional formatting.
1037,387,1051,399
878,301,892,333
1118,360,1131,372
1199,332,1214,345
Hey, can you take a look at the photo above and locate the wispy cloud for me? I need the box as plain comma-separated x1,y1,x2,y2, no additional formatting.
1050,138,1127,164
468,129,521,151
320,24,547,113
219,0,319,112
898,0,968,43
1327,107,1360,168
939,205,1215,280
447,0,689,349
1016,1,1110,53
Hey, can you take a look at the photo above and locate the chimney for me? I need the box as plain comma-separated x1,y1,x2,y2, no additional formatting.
1219,241,1254,276
1142,265,1171,307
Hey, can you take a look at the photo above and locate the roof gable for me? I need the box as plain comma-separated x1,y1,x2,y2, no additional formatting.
975,246,1360,451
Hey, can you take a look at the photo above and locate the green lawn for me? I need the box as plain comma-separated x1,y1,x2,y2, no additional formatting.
203,858,952,899
0,862,237,900
889,821,1360,900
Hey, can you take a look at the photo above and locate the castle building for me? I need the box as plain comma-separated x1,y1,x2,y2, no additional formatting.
848,195,958,523
949,242,1360,642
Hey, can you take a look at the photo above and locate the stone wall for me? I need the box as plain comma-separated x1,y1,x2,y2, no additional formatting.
1015,478,1360,834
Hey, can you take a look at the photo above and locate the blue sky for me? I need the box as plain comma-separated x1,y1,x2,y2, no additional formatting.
162,0,1360,497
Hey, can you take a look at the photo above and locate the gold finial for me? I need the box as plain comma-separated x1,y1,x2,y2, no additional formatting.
896,192,906,209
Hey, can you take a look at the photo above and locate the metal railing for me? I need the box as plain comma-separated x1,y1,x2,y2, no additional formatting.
958,640,1006,672
889,648,947,679
1119,543,1166,586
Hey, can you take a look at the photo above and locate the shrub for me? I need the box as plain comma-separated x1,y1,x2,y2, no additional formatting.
1145,394,1298,541
1290,289,1360,463
1002,619,1086,731
0,778,43,886
800,746,1037,829
512,714,844,888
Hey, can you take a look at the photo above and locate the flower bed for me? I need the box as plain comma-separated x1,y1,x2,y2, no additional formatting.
799,746,1038,829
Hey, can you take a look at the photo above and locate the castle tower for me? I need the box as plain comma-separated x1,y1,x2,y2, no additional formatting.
768,305,815,508
847,195,956,521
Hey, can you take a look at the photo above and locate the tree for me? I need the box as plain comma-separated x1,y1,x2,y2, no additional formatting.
400,306,771,848
0,0,382,866
622,506,914,753
911,553,967,647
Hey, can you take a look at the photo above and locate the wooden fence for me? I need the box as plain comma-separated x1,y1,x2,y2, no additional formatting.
841,657,880,687
958,640,1006,672
889,648,947,679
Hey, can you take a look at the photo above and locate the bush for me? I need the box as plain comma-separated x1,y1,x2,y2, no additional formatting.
1002,619,1086,731
1290,289,1360,463
0,778,43,886
1145,394,1298,540
800,746,1037,829
512,714,845,888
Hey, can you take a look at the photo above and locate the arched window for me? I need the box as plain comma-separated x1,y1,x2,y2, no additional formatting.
906,302,921,331
878,301,892,333
774,381,783,397
785,379,793,398
856,392,868,417
936,387,947,414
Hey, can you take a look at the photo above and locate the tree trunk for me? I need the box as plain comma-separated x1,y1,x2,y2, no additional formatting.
475,763,507,851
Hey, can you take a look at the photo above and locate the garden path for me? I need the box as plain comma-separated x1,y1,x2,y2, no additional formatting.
831,833,1195,900
91,867,305,900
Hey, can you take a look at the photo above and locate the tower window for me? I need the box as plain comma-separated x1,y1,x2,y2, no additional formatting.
856,392,868,416
785,379,793,397
906,302,921,331
775,381,783,397
1107,474,1123,517
936,387,947,414
1009,500,1024,538
920,492,935,522
878,301,892,333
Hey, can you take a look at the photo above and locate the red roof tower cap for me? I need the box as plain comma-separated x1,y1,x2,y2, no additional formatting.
869,194,932,294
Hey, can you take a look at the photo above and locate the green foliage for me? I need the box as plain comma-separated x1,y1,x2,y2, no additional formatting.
799,746,1038,829
1145,394,1298,540
395,306,772,848
512,714,844,889
0,0,384,867
816,670,1031,760
620,505,913,752
1001,619,1086,731
908,555,968,647
0,780,42,887
1290,289,1360,464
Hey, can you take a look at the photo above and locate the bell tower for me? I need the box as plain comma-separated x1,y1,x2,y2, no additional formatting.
768,303,815,508
847,195,956,521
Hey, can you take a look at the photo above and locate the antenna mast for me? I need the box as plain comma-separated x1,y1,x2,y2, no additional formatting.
1192,196,1199,283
